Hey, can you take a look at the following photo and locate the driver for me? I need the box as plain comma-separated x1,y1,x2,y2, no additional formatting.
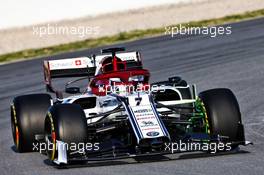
101,56,126,73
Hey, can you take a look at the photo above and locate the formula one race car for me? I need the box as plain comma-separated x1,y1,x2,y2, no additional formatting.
10,47,251,165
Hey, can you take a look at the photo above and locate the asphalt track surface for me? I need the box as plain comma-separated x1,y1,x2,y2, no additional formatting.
1,18,264,175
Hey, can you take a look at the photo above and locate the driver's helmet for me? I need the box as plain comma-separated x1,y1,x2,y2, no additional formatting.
101,56,126,73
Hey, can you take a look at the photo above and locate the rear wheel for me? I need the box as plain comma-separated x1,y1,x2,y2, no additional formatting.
45,104,88,161
11,94,52,152
199,88,245,148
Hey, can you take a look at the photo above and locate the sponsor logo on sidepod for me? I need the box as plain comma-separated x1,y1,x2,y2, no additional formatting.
141,121,154,126
146,131,160,137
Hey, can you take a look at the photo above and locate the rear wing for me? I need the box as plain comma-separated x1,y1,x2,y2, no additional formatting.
43,57,95,92
44,57,95,78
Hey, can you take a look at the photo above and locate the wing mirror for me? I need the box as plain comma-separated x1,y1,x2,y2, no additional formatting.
65,87,80,94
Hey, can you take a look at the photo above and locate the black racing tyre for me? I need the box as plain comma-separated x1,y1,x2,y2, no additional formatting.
11,93,52,152
198,88,245,143
44,104,88,161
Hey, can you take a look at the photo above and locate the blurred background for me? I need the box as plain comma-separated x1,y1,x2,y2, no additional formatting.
1,0,194,29
1,0,264,56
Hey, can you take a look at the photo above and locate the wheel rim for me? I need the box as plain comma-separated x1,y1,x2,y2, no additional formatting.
11,105,19,148
45,113,56,160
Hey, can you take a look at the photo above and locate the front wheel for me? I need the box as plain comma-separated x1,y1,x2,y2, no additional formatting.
199,88,245,147
44,104,88,162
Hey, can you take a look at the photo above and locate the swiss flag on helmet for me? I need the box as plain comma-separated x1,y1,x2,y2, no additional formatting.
75,60,82,66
